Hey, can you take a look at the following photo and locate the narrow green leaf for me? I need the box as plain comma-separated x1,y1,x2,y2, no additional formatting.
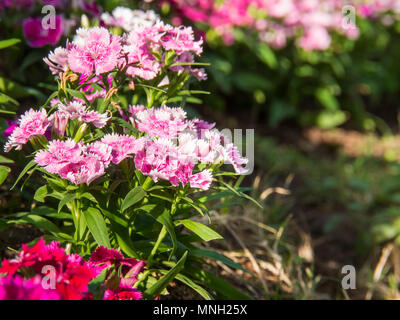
83,208,111,248
0,155,14,164
176,219,223,242
121,186,146,212
156,209,178,259
158,271,214,300
58,193,76,213
191,248,249,273
11,160,36,190
0,165,11,185
188,267,253,300
0,38,20,49
10,215,61,234
143,251,188,299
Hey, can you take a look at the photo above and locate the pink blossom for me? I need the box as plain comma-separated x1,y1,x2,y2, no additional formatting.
55,101,110,128
86,142,113,166
57,153,105,185
135,106,188,138
298,26,331,51
189,169,213,190
223,143,249,174
68,27,122,75
34,139,110,185
4,109,50,152
128,105,146,115
134,138,195,186
101,134,143,164
124,31,161,80
160,25,203,55
43,46,69,75
34,139,83,174
23,15,63,47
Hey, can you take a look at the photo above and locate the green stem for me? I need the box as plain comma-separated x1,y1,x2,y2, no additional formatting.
147,225,167,267
142,176,154,191
133,270,150,289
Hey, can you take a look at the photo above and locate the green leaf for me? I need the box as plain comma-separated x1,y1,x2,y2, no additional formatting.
0,92,19,106
158,271,214,300
0,165,11,185
121,186,147,212
188,267,253,300
143,251,188,299
191,248,249,274
34,185,49,203
88,268,108,300
0,218,9,231
10,215,61,234
65,89,89,104
58,193,76,213
83,208,111,248
11,160,37,190
156,209,178,259
111,221,138,258
176,219,223,242
0,38,20,50
255,43,277,69
0,155,14,164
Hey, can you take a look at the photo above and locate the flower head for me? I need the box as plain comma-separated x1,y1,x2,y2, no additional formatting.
68,27,122,75
4,109,50,152
23,16,63,47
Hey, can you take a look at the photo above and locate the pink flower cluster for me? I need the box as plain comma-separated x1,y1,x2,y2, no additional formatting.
44,21,206,81
130,105,248,189
4,102,109,153
32,132,142,185
4,102,248,188
169,0,400,50
0,239,145,300
34,139,109,185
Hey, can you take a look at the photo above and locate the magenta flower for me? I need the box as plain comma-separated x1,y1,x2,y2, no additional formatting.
104,285,142,300
0,238,98,300
4,109,50,152
0,275,60,300
68,27,122,75
23,16,63,47
3,120,17,138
